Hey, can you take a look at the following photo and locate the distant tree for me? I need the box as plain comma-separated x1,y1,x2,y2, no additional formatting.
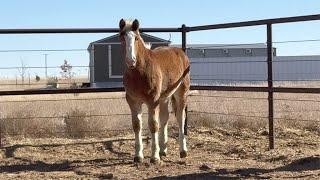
17,58,28,84
60,60,75,85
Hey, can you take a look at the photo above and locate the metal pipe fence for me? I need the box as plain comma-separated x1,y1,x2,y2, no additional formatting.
0,14,320,149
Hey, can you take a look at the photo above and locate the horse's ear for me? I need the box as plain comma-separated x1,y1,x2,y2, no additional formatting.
119,19,126,31
131,19,140,31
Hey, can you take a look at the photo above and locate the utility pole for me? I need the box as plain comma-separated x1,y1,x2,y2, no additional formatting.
43,54,48,78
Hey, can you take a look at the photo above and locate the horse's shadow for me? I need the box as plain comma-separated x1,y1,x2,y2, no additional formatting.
0,138,137,174
150,155,320,179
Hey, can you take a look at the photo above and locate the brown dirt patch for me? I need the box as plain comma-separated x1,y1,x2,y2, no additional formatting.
0,127,319,179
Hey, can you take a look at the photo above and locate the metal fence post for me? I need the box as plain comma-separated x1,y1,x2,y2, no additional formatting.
182,24,187,52
181,24,188,135
267,23,274,149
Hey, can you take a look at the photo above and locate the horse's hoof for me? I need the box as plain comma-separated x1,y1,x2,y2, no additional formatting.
159,151,167,157
180,151,187,158
133,156,143,163
150,157,161,164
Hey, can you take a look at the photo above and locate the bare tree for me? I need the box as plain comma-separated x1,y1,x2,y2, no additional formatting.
60,59,75,85
17,58,28,84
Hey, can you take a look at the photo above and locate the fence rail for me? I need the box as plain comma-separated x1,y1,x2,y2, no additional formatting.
188,14,320,31
0,27,181,34
1,14,320,149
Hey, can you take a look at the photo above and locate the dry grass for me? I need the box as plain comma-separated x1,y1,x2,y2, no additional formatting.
0,88,319,141
188,90,319,134
0,109,60,138
0,92,132,140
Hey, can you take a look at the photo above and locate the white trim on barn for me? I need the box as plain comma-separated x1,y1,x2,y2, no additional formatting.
89,45,95,84
108,45,123,78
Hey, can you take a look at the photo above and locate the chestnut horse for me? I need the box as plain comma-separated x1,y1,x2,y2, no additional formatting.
119,19,190,163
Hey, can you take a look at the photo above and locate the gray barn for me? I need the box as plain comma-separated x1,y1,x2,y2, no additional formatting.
88,37,320,87
185,43,276,58
88,33,170,87
186,44,320,85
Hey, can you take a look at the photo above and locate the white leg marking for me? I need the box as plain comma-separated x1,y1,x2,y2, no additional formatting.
134,112,143,159
174,94,188,154
178,109,187,152
151,131,160,160
160,125,168,154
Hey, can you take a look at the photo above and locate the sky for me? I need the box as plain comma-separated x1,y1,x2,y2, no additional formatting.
0,0,319,78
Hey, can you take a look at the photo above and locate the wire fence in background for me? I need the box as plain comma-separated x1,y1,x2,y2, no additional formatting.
0,92,318,127
0,38,320,88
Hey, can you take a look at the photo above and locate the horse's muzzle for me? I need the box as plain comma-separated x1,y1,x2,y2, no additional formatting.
126,58,136,69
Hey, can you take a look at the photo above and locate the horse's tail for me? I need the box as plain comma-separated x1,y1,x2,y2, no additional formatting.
160,65,190,99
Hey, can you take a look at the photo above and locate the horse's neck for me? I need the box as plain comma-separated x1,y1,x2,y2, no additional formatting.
135,41,150,71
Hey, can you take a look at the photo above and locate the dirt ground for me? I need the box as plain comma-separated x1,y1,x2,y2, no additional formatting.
0,126,319,179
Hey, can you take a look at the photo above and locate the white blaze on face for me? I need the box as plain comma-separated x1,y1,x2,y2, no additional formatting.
124,31,137,68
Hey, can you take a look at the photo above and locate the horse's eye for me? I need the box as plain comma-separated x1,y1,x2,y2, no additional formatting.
135,37,138,41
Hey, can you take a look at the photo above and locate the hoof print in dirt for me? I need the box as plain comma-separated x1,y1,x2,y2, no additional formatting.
177,161,187,165
199,164,211,171
97,173,113,179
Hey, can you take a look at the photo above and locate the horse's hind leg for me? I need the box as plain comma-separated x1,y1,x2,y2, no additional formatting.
159,100,169,157
173,88,188,158
126,94,143,163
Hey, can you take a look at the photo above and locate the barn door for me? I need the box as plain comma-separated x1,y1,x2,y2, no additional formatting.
108,44,126,78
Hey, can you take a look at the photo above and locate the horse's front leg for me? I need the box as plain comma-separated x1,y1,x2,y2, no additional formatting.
148,104,160,163
126,95,143,163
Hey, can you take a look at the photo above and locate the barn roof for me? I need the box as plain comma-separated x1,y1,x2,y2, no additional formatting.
171,43,268,49
87,33,171,50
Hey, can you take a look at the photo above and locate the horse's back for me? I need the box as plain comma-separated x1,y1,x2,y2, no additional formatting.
151,46,189,71
150,46,190,97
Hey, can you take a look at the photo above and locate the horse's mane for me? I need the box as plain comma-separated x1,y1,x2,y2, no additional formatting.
144,42,151,49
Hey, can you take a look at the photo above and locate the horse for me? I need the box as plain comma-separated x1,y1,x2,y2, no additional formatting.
119,19,190,163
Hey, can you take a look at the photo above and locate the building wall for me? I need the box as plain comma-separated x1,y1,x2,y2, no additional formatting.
273,56,320,81
186,48,268,58
93,44,108,82
190,57,267,85
110,44,126,77
190,56,320,85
